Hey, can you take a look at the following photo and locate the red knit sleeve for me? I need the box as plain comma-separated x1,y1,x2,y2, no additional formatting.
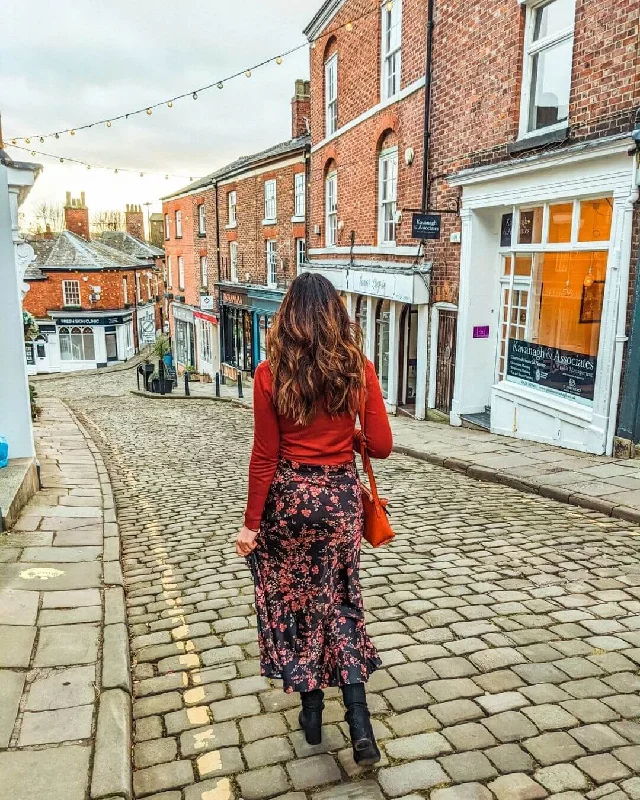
244,363,280,530
361,360,393,458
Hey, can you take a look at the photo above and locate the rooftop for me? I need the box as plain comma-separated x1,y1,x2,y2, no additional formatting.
28,230,144,276
99,230,164,259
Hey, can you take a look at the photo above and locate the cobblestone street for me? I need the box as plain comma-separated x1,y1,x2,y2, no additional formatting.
38,370,640,800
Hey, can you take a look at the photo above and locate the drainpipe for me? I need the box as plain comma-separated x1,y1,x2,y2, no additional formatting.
214,180,223,370
609,152,640,454
304,140,311,273
421,0,435,212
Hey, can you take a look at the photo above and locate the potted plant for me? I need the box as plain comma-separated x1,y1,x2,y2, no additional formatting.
23,310,38,341
149,371,174,394
152,333,173,370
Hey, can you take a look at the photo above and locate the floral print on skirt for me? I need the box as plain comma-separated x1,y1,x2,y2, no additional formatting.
247,458,381,694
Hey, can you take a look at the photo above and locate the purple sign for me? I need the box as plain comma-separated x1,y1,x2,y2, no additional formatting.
473,325,490,339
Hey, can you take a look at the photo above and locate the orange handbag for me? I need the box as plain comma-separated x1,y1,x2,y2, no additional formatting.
358,395,395,548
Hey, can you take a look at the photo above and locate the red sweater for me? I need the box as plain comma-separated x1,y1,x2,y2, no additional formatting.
244,359,393,529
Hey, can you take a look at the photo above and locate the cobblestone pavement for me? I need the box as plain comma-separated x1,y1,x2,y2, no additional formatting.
41,369,640,800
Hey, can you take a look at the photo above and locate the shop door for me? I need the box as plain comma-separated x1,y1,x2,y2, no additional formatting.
35,336,50,372
397,306,418,409
435,310,457,413
105,332,118,361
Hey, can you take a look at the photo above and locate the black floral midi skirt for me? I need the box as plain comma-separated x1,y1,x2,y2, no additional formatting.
247,458,381,694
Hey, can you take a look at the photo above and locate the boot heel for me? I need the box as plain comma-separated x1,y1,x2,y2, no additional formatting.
299,709,323,745
345,706,381,766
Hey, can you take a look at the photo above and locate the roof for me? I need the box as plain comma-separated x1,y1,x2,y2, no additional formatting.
29,230,143,273
304,0,346,39
99,231,164,259
149,213,164,221
162,135,310,201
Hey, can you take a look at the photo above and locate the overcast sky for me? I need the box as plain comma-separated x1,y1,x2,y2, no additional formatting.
3,0,318,227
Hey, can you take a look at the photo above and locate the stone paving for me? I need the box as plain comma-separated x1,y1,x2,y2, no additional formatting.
0,398,130,800
32,367,640,800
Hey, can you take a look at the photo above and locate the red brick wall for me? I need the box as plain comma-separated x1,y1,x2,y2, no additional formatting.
24,269,139,318
218,158,306,286
64,206,90,241
125,205,145,240
162,194,208,307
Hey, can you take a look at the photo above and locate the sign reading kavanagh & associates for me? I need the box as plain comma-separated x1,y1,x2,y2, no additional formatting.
412,213,442,240
506,338,596,405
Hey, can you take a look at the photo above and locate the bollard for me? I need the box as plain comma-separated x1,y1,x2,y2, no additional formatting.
221,371,226,385
185,371,190,397
137,366,141,392
215,372,221,398
237,373,244,399
159,359,165,396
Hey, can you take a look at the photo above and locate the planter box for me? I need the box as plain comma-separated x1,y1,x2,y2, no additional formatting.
150,378,174,394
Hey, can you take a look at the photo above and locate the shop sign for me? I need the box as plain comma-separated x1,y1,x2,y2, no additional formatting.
56,315,130,326
473,325,490,339
412,213,441,240
348,271,413,303
194,310,218,325
25,342,35,365
222,292,246,306
173,306,194,323
506,338,596,405
200,295,214,310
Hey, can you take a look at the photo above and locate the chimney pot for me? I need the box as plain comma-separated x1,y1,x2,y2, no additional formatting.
80,191,86,207
64,190,90,239
65,191,72,206
291,78,311,139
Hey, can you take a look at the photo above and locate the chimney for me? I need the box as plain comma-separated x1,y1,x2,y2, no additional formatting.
125,203,145,240
44,224,53,240
291,79,311,139
64,191,90,240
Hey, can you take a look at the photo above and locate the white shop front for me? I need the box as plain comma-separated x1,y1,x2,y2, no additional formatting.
31,310,135,373
303,262,431,418
449,136,637,455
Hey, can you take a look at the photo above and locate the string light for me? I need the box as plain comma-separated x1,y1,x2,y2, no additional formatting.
39,136,44,143
8,7,386,145
7,143,195,181
386,0,393,10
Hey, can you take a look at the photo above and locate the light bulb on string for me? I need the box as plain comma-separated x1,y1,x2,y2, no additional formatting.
167,101,173,108
217,82,224,89
31,150,36,156
70,130,75,136
87,164,91,170
11,139,16,146
39,137,44,143
146,108,152,115
140,172,144,177
114,169,118,174
385,0,393,10
106,121,112,128
192,92,198,100
245,70,252,78
60,158,64,163
346,22,353,31
55,133,59,139
276,56,283,65
25,138,30,144
165,175,169,180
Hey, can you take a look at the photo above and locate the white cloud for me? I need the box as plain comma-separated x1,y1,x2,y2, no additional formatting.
3,0,317,221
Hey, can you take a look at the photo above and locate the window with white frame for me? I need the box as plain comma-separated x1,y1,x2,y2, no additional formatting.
136,273,142,303
62,279,81,307
175,210,183,238
198,203,206,235
228,191,237,225
264,180,277,221
379,148,398,244
520,0,575,136
59,326,95,361
296,238,306,273
122,276,128,304
325,54,338,135
164,213,170,239
381,0,402,100
266,240,277,287
230,242,238,283
178,256,185,290
200,256,208,288
496,196,613,406
325,171,338,247
198,319,212,364
294,173,306,218
167,256,173,288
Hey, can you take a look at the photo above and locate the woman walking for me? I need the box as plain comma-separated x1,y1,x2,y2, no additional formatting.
236,272,393,766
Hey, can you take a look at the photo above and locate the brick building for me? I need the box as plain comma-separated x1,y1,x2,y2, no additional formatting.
23,193,164,373
303,0,639,455
162,80,310,379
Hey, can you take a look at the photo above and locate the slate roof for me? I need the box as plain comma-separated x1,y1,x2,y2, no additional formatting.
29,230,141,273
99,231,164,259
162,135,310,201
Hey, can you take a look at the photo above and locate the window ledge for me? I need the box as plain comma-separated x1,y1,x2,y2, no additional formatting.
197,232,206,238
175,235,183,240
507,126,569,155
262,219,278,227
291,215,305,224
225,223,237,230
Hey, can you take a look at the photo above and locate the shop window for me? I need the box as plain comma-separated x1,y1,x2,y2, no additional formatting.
198,319,212,363
517,206,543,245
375,299,391,399
356,295,368,349
258,314,273,363
62,280,81,308
59,326,95,361
325,53,338,135
381,0,402,100
222,307,252,372
497,196,613,406
326,172,338,247
520,0,575,137
379,148,398,244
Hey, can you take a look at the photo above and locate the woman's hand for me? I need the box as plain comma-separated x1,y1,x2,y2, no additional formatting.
236,526,259,557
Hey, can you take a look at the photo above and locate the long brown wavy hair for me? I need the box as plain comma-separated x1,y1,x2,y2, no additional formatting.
267,272,366,426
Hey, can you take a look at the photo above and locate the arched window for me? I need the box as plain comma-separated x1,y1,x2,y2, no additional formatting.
324,38,338,136
59,325,95,361
377,130,399,245
375,300,391,399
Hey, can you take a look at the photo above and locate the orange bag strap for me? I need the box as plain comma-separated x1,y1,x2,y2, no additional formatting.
358,391,383,507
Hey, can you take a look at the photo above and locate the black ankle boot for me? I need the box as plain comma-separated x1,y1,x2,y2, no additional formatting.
299,689,324,746
342,683,381,766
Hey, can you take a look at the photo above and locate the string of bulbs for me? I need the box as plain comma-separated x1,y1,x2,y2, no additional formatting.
3,0,395,149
